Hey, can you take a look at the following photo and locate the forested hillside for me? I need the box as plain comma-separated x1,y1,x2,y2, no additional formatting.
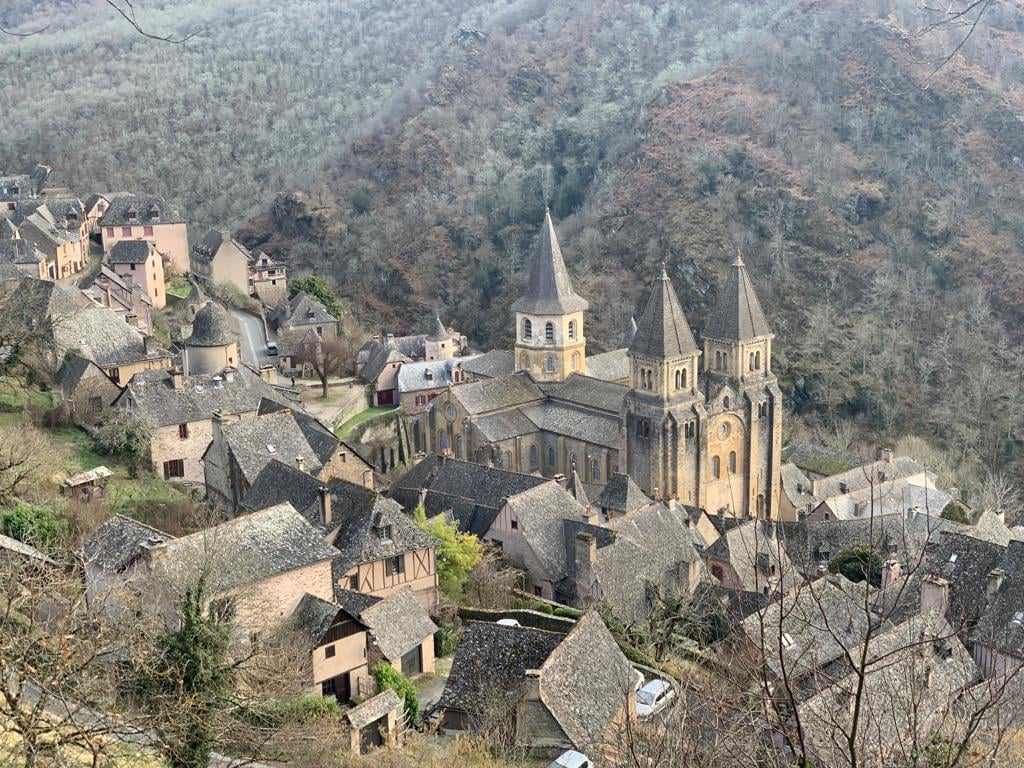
4,0,1024,497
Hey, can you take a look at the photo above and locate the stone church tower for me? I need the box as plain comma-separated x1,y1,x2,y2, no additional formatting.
625,257,783,519
512,210,588,383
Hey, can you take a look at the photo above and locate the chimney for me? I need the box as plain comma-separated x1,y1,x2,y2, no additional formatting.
552,473,567,488
881,559,902,591
987,568,1006,599
296,455,305,473
920,575,950,617
574,532,597,603
170,367,185,390
319,486,332,527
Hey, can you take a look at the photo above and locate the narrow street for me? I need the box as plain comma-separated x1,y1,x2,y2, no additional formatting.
229,308,268,368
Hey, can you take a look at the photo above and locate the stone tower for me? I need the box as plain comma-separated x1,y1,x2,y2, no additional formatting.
512,210,588,383
624,264,706,505
700,253,783,519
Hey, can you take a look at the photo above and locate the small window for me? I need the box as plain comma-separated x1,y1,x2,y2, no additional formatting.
143,225,154,236
755,351,761,370
529,444,539,469
533,585,543,597
523,318,532,340
178,423,189,440
163,459,184,479
349,574,359,590
724,396,730,410
511,518,519,530
385,555,405,576
712,456,721,479
675,370,681,389
546,446,555,466
948,553,958,564
545,322,554,341
545,355,556,373
324,644,336,659
121,226,132,237
568,320,576,340
729,451,737,474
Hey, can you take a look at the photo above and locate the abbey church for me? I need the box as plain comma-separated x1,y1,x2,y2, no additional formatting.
426,211,783,520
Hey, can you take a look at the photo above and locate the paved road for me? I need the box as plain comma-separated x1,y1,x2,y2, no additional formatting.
229,308,267,368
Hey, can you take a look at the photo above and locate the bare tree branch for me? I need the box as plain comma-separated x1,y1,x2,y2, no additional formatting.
103,0,197,44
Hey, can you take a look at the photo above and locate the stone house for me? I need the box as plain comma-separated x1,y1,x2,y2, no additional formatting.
805,455,950,521
82,503,338,639
438,612,636,757
54,353,122,424
203,404,360,512
272,291,339,340
341,690,404,756
100,194,190,275
14,201,87,279
183,301,240,376
108,240,166,309
0,239,47,279
704,518,800,598
82,194,111,232
85,265,154,333
115,366,287,483
293,586,437,703
191,229,250,295
248,250,288,306
0,174,36,215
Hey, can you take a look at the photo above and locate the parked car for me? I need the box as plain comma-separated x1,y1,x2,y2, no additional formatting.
265,341,279,356
547,750,591,768
496,618,521,627
635,678,675,718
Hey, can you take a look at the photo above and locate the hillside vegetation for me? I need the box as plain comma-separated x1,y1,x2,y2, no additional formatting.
4,0,1024,497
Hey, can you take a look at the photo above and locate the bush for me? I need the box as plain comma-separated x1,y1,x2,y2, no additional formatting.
289,276,344,320
828,545,884,587
371,663,419,725
413,504,482,599
0,501,66,551
941,500,972,525
435,622,461,657
95,410,151,474
244,694,341,727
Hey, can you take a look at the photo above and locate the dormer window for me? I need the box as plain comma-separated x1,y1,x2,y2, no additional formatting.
126,207,138,222
378,524,393,541
948,552,958,564
1013,611,1024,626
266,444,277,455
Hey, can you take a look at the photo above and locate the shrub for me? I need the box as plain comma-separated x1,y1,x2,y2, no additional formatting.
0,501,66,551
413,503,482,599
941,500,972,525
244,694,341,727
371,663,419,724
828,545,884,587
435,622,461,657
95,410,151,474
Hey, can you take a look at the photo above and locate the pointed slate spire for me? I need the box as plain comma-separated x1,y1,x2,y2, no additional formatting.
705,252,772,341
428,313,453,342
629,262,698,359
567,468,591,508
511,208,588,315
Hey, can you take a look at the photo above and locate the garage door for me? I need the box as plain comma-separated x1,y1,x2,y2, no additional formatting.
400,645,422,676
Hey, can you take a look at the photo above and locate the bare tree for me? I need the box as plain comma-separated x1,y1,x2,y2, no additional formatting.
297,330,346,399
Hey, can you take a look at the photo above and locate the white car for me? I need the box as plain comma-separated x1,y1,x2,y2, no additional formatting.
496,618,521,627
547,750,592,768
635,678,675,718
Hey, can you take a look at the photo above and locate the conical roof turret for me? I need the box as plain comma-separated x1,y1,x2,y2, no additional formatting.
511,209,588,315
705,252,771,341
629,263,698,359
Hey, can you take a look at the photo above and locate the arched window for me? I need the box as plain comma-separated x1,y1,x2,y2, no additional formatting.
568,320,576,340
757,494,766,517
455,435,463,459
590,457,599,482
545,355,556,373
729,451,737,474
545,322,554,342
522,318,532,340
529,444,539,469
505,450,513,469
681,368,687,388
712,455,721,479
547,445,556,466
755,351,761,370
675,370,681,389
724,396,730,410
723,353,729,370
749,352,755,371
572,351,581,371
715,351,722,370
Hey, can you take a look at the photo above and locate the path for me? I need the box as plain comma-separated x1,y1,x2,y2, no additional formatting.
229,308,267,368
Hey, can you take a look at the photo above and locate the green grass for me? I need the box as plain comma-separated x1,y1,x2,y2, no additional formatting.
0,378,55,413
165,275,191,300
335,406,396,439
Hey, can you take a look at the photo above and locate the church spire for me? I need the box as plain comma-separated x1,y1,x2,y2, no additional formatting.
705,251,771,342
511,208,588,315
629,262,698,359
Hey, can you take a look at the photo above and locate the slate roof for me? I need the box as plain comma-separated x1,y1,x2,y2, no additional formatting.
148,503,337,595
390,454,548,536
439,621,565,719
544,373,627,415
117,367,280,427
709,519,800,594
472,409,539,442
596,473,651,515
191,229,250,267
924,529,1007,632
287,291,336,327
359,341,410,385
537,611,635,748
397,356,476,394
0,533,56,565
461,349,515,379
780,462,817,513
54,306,169,368
0,239,45,266
55,350,102,393
742,575,877,686
816,478,951,521
811,456,924,500
108,239,155,264
975,540,1024,656
629,264,698,359
566,470,590,508
798,612,976,768
218,410,330,484
346,688,403,730
292,592,344,645
521,402,621,449
428,314,456,342
329,491,437,574
0,174,33,202
511,210,588,315
83,515,172,574
100,194,182,226
573,503,703,622
189,301,236,347
241,460,324,516
504,482,588,581
584,348,629,383
352,586,438,661
452,371,544,415
705,253,771,341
